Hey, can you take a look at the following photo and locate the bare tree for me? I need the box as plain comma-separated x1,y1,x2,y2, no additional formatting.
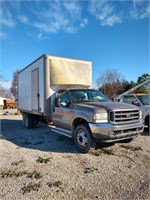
96,69,124,98
0,87,13,99
10,69,21,100
0,73,13,99
0,74,4,87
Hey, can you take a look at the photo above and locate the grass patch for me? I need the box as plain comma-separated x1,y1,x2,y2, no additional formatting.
36,156,52,164
21,182,41,194
11,159,24,166
120,145,143,151
49,180,64,192
83,167,98,174
1,170,42,180
47,180,62,188
27,171,42,179
1,170,27,178
90,148,114,156
16,146,22,149
102,148,114,154
52,181,62,187
90,150,103,156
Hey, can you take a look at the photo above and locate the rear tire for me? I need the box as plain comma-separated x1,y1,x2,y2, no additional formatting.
23,113,39,129
25,113,33,129
74,124,96,153
32,115,39,128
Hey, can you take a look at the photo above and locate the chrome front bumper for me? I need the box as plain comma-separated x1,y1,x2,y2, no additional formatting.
89,119,144,142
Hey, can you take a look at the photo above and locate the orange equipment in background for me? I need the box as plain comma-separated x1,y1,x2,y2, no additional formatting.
3,100,16,109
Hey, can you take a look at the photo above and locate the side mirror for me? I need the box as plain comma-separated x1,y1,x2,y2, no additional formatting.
55,98,70,107
60,101,70,107
132,101,139,106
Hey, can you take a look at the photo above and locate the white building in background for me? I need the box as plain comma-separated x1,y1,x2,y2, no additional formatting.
0,97,8,106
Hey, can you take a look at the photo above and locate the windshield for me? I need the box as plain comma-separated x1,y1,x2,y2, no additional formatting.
69,89,111,103
137,95,150,106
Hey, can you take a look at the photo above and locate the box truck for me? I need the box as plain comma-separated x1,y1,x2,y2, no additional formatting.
18,54,144,153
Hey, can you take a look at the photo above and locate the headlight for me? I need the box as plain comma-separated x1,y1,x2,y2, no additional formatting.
93,113,108,123
139,110,142,119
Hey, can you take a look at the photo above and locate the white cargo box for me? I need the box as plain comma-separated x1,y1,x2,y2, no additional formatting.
18,54,92,116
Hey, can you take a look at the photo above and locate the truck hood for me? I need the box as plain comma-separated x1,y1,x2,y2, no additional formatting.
74,101,138,112
143,105,150,110
140,105,150,112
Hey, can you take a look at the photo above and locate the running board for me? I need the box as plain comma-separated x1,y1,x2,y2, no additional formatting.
50,126,72,138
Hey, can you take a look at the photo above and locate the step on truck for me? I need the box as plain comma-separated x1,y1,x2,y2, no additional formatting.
18,54,144,153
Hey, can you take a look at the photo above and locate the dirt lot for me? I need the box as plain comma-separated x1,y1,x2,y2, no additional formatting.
0,109,150,200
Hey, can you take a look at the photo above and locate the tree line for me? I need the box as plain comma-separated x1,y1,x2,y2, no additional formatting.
96,70,150,98
0,70,20,100
0,69,150,100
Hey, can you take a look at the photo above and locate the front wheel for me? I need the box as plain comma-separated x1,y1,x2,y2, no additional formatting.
145,115,149,130
74,124,96,153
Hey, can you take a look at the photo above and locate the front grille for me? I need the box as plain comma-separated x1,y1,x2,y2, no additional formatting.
109,109,140,125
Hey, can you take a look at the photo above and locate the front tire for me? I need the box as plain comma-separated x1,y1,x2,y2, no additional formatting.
74,124,96,153
145,115,149,130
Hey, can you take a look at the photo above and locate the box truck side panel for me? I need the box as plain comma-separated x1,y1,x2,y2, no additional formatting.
18,57,45,114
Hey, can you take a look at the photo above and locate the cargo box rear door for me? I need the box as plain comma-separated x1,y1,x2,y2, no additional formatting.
31,69,39,111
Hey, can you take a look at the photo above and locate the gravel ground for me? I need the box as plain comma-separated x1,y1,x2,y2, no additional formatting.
0,109,150,200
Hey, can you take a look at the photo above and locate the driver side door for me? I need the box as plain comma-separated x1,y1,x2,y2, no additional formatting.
52,90,75,131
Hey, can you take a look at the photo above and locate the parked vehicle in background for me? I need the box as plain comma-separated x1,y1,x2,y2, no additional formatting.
113,78,150,130
18,54,144,153
118,94,150,130
0,97,7,107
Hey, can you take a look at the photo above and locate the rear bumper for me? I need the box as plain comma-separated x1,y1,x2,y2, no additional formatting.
89,119,144,142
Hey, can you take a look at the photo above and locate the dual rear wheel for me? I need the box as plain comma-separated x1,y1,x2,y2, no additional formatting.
23,113,39,129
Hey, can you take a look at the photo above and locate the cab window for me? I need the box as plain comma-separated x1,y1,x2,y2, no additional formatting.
123,96,137,104
56,91,69,107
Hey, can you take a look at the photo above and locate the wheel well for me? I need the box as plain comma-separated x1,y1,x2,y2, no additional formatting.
145,115,149,126
73,118,88,130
